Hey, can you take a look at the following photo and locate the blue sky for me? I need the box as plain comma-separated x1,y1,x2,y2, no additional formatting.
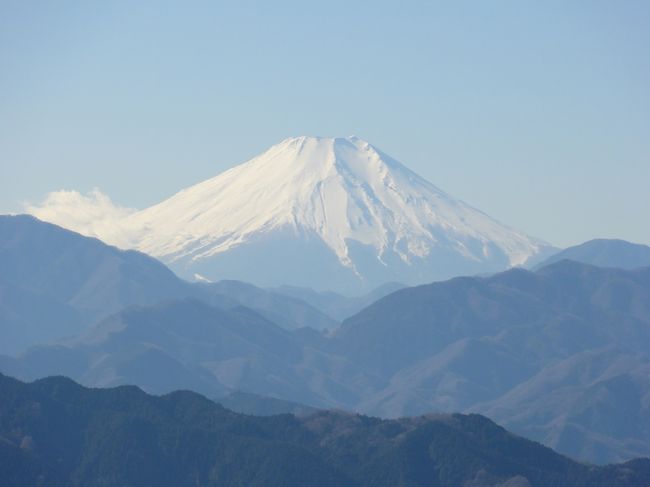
1,1,649,247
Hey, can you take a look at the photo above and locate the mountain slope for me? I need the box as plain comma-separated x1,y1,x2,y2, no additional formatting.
534,238,650,270
202,280,338,330
0,214,191,353
0,214,189,321
2,373,649,487
216,391,319,416
336,261,650,375
478,348,650,464
0,280,84,355
0,215,340,355
5,260,650,463
29,136,554,292
0,299,365,406
334,261,650,461
270,281,405,321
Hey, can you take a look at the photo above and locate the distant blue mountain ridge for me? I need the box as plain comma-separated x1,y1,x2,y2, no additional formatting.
3,214,650,464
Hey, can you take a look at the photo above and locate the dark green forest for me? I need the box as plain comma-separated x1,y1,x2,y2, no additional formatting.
1,373,649,487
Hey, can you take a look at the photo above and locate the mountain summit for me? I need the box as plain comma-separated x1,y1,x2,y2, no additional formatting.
28,136,553,292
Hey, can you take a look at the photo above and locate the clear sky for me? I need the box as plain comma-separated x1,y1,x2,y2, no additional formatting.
1,1,649,247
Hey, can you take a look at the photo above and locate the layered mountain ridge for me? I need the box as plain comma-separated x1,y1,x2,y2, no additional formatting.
28,136,554,292
0,215,341,355
3,216,650,464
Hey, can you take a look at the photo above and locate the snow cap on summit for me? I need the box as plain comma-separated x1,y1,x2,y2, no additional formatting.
26,136,554,291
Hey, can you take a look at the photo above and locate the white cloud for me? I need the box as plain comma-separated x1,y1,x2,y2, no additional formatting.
25,188,138,249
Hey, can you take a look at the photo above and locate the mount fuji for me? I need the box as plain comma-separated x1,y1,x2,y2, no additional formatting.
28,136,555,292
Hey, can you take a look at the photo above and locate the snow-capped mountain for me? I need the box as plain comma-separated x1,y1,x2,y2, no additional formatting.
27,136,554,292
